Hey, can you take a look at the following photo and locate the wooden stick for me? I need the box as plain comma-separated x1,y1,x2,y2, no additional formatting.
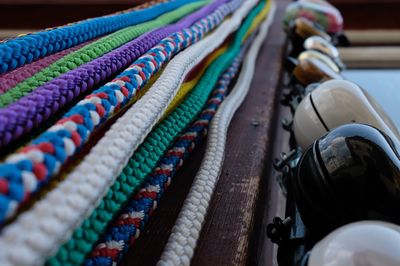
339,46,400,68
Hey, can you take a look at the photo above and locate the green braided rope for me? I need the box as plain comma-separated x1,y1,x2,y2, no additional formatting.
46,2,265,265
0,1,208,107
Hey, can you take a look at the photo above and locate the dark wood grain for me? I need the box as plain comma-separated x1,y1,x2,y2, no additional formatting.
191,1,288,265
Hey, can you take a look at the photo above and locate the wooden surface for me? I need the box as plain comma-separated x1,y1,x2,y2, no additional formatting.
191,1,287,264
345,30,400,45
120,1,290,265
339,46,400,68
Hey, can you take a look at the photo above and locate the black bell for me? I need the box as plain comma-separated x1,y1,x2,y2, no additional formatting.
294,123,400,240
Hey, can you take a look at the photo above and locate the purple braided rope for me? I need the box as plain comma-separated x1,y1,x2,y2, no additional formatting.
0,40,93,94
0,0,229,149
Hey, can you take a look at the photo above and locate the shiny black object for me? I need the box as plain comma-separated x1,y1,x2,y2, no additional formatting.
294,123,400,240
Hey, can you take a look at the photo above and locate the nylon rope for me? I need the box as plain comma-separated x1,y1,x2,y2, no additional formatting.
0,1,208,107
0,40,92,94
46,41,227,266
45,2,259,265
0,0,240,224
11,66,164,219
0,1,253,265
0,0,224,149
164,45,228,118
158,3,276,265
84,52,244,266
0,0,201,74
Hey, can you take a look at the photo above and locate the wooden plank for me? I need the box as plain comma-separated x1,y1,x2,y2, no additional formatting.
346,30,400,45
339,46,400,68
191,1,288,265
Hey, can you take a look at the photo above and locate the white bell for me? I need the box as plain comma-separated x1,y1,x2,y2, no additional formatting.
293,79,400,150
304,36,341,61
308,221,400,266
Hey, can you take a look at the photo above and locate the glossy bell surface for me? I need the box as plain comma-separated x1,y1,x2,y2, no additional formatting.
298,50,341,73
308,221,400,266
303,36,345,69
287,17,332,57
304,36,339,58
283,0,344,34
290,17,332,41
293,80,400,150
294,124,400,239
292,57,343,86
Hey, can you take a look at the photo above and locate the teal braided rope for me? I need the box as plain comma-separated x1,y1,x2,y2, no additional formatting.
0,1,207,107
47,2,266,265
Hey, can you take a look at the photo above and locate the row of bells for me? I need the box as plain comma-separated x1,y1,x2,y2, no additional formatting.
267,1,400,266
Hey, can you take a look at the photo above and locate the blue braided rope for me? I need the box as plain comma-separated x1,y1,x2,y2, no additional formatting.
0,0,202,74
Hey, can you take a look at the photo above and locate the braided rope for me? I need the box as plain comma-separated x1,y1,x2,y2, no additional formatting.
0,0,238,224
46,2,257,265
0,0,224,149
158,2,276,265
0,1,208,107
84,53,243,266
0,0,201,74
164,45,228,118
164,9,267,119
46,41,227,266
0,40,93,94
11,66,165,222
0,1,251,265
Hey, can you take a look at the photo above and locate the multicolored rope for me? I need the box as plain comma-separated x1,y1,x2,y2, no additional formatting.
0,40,93,94
84,51,243,266
0,0,239,228
0,0,225,149
0,1,253,263
164,45,228,118
0,1,277,266
0,0,202,74
0,1,209,107
46,3,257,264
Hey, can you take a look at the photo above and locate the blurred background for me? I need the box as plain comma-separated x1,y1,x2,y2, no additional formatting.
0,0,147,40
1,0,400,40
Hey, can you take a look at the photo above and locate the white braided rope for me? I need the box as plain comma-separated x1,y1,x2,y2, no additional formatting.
0,1,259,266
158,4,276,265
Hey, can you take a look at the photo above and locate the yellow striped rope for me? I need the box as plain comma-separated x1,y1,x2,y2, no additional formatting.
163,45,228,118
165,2,272,119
